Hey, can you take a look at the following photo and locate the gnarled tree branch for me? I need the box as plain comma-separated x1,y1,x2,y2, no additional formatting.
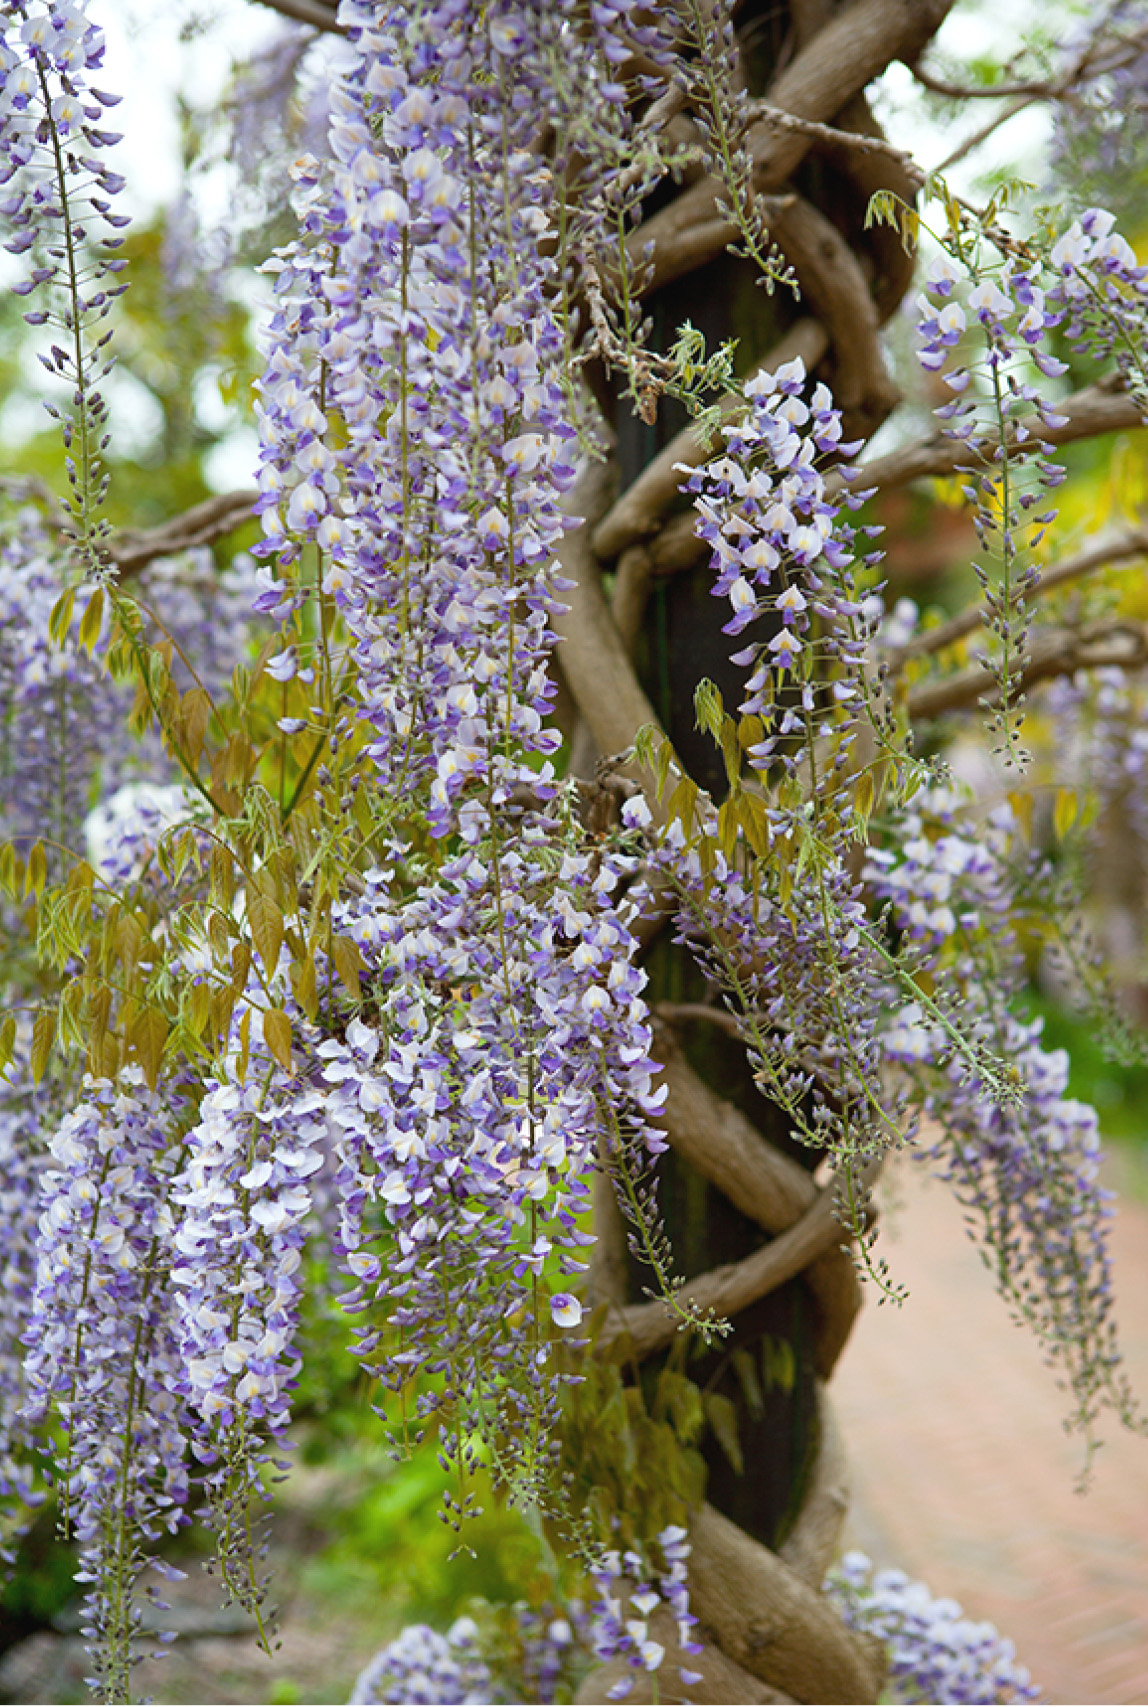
777,1381,850,1589
688,1502,882,1703
907,618,1148,721
110,489,260,579
600,1160,879,1362
628,0,956,297
890,527,1148,667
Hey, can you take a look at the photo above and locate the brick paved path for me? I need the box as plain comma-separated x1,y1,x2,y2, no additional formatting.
832,1155,1148,1706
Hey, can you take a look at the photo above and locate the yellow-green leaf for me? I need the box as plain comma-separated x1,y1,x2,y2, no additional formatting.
131,1007,170,1089
247,887,284,976
1053,786,1078,841
24,841,47,899
182,687,212,767
185,980,213,1038
332,934,363,998
291,953,318,1020
48,586,75,647
855,769,876,827
262,1006,293,1070
30,1011,55,1084
77,585,105,654
0,1014,16,1077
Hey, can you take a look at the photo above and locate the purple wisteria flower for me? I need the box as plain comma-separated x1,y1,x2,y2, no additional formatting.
22,1071,192,1701
0,505,122,857
867,794,1131,1442
0,0,129,573
585,1523,702,1700
240,0,675,1514
348,1618,494,1706
826,1551,1038,1704
913,208,1148,756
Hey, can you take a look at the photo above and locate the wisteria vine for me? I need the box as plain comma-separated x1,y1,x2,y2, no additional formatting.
0,0,1146,1702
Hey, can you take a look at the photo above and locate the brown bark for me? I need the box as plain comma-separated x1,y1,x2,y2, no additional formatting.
628,0,956,297
110,490,260,578
778,1382,851,1588
687,1503,881,1702
907,618,1148,722
599,1162,876,1363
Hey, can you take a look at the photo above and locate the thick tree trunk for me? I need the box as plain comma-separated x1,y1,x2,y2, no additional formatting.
562,1,955,1697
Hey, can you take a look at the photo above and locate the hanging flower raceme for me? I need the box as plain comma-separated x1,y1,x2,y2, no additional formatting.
867,794,1135,1446
0,506,122,856
912,207,1148,758
320,813,666,1509
656,359,901,1208
22,1071,192,1703
0,1032,53,1556
247,0,671,1517
0,0,128,575
679,355,873,741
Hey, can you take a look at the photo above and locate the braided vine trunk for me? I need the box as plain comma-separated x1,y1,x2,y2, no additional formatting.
556,1,955,1698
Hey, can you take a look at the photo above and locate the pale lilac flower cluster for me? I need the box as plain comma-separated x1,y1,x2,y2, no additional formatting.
0,0,126,281
320,817,665,1486
868,798,1129,1440
246,0,670,1501
826,1551,1038,1704
347,1531,699,1707
254,1,577,827
914,212,1148,748
1057,666,1148,853
171,1068,328,1445
0,506,121,855
916,253,1068,742
84,782,195,885
0,0,128,571
348,1617,493,1707
22,1071,191,1701
679,354,875,734
586,1523,701,1701
0,1033,51,1550
506,1604,578,1705
647,787,895,1179
1046,208,1148,408
1050,4,1148,222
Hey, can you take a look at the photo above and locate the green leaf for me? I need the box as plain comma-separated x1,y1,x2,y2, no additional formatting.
0,1014,16,1077
262,1006,293,1071
693,678,724,741
702,1391,744,1476
24,841,47,899
30,1011,55,1084
291,953,318,1020
131,1007,170,1089
332,934,363,999
48,586,76,647
247,886,284,976
77,585,105,654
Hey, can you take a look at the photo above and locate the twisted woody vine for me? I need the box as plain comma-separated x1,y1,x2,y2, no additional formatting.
0,0,1146,1701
